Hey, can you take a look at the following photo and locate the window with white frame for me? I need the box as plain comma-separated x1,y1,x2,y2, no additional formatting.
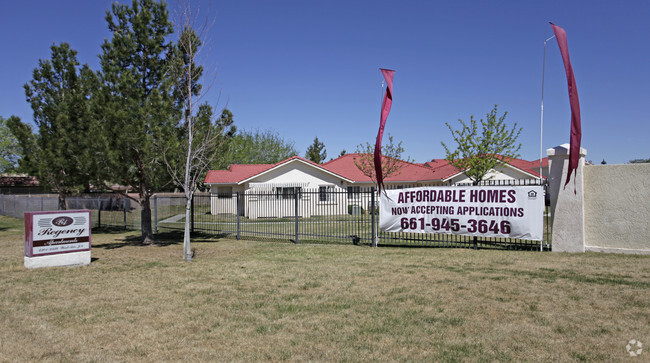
276,187,302,200
347,186,361,199
318,185,334,202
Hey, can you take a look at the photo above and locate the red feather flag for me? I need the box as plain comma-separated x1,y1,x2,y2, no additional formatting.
550,23,582,190
374,68,395,192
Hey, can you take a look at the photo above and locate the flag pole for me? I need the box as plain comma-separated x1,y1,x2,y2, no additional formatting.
540,34,555,181
540,34,554,253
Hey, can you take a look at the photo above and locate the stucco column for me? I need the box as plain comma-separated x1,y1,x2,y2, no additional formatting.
547,144,587,252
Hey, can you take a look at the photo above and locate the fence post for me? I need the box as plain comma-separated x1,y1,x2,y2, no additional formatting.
153,195,158,234
294,192,299,244
236,192,241,240
191,195,195,234
371,187,377,247
123,198,127,230
98,200,102,228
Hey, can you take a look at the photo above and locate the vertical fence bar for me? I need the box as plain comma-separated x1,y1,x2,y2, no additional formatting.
371,187,376,247
98,200,102,228
153,195,158,233
123,198,127,230
294,191,299,244
236,192,241,240
190,195,195,234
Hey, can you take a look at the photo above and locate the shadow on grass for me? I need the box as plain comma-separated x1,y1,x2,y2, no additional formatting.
93,229,226,250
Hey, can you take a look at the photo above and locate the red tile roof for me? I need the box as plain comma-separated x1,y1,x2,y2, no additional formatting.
204,156,350,184
322,153,443,183
205,154,547,185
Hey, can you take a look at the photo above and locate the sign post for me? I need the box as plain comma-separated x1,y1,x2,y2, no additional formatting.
24,210,92,269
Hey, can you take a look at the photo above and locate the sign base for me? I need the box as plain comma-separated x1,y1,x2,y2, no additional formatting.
24,251,91,269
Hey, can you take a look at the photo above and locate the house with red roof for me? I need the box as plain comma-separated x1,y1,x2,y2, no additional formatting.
204,154,547,218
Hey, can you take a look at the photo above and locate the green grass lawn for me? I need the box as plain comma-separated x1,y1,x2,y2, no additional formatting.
1,214,648,361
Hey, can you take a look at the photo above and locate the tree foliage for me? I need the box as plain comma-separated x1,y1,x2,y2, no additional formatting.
97,0,177,244
305,136,327,164
629,158,650,164
354,134,410,183
441,105,522,185
0,116,22,173
18,43,98,208
216,129,298,168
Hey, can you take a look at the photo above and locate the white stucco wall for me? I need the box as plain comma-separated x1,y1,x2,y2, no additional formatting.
547,145,586,253
209,185,244,215
252,161,345,188
583,163,650,253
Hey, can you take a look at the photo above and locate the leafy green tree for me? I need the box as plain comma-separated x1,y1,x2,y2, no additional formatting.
5,116,36,174
216,129,298,168
0,116,22,173
629,158,650,163
305,136,327,163
18,43,98,208
338,149,347,158
441,105,522,185
354,134,410,183
97,0,177,245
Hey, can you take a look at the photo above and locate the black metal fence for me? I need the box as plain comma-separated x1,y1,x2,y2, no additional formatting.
1,180,551,250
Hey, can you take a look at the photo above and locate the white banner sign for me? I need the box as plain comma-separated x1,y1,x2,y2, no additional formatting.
380,186,544,240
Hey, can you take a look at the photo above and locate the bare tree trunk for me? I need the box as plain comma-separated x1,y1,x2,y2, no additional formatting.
140,191,155,245
57,193,67,210
182,22,194,261
183,195,192,261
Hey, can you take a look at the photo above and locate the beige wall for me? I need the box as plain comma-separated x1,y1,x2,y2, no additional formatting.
584,163,650,253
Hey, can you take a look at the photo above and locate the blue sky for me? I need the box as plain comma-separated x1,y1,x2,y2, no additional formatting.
1,0,648,165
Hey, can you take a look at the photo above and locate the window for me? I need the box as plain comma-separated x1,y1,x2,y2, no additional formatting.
276,187,302,200
319,185,334,202
347,186,361,199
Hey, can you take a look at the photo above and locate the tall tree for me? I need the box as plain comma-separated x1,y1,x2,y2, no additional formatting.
0,116,22,173
354,134,410,183
441,105,522,185
305,136,327,163
216,129,298,168
165,4,236,260
97,0,177,245
18,43,98,208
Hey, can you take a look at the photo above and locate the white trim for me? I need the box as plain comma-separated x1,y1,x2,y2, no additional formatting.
441,161,540,183
249,182,308,189
238,158,353,185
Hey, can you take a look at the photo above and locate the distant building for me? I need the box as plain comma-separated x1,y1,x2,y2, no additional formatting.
204,154,547,218
0,175,46,194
